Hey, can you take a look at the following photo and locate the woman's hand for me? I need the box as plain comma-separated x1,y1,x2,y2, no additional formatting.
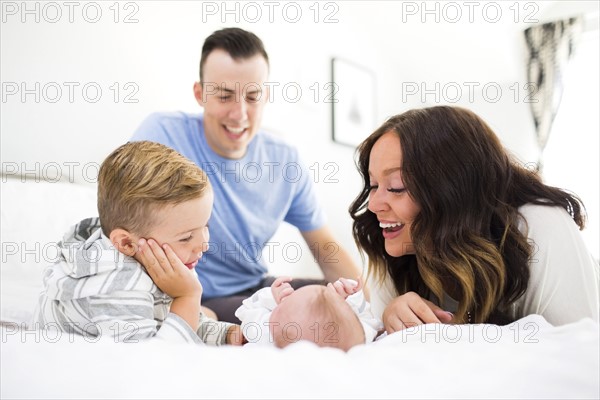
383,292,453,333
271,276,294,304
136,238,203,299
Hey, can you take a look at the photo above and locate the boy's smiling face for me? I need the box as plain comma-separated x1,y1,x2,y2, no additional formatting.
132,192,213,270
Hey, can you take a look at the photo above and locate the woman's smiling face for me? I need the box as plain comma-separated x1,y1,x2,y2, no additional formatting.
367,131,421,257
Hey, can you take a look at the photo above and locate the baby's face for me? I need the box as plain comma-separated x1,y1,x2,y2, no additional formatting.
133,193,213,270
270,285,360,349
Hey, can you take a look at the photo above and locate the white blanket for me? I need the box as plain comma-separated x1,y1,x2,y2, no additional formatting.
2,315,598,399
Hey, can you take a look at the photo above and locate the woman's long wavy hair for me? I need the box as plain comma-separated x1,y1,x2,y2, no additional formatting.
349,106,586,324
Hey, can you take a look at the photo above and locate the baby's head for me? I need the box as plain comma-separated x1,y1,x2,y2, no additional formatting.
98,141,212,269
269,285,365,351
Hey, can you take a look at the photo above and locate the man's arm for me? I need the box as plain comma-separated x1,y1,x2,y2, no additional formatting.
301,226,362,285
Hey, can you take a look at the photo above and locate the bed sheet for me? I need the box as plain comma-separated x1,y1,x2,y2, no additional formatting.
1,315,598,399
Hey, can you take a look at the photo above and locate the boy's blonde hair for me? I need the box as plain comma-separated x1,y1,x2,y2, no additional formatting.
97,141,210,236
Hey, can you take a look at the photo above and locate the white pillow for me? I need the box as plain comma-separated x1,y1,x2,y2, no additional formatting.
1,176,97,326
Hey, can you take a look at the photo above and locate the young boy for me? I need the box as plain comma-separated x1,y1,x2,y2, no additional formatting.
33,141,242,345
235,277,383,351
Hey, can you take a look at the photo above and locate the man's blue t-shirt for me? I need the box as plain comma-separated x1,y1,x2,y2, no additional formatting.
131,112,326,298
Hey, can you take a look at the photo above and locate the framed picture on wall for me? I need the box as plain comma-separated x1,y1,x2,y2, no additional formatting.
331,58,377,147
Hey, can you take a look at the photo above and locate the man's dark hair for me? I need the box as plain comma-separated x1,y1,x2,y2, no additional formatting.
199,27,269,81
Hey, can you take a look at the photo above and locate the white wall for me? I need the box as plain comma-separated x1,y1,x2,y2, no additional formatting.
2,1,598,275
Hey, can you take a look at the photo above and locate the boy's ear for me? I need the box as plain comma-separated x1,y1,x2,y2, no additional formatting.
109,228,137,256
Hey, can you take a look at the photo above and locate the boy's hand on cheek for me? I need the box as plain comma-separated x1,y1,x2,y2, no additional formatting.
137,238,202,332
137,238,203,299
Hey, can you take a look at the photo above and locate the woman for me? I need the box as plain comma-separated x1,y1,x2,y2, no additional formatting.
350,106,599,332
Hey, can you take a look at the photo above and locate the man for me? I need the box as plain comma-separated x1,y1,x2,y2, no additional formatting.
131,27,360,323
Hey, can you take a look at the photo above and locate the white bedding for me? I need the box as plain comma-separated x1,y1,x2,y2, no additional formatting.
1,177,599,399
1,176,97,325
1,315,598,399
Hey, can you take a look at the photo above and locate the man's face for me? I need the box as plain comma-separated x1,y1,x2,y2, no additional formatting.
194,49,269,159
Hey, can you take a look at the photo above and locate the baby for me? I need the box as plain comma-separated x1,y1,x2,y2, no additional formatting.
235,277,383,351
